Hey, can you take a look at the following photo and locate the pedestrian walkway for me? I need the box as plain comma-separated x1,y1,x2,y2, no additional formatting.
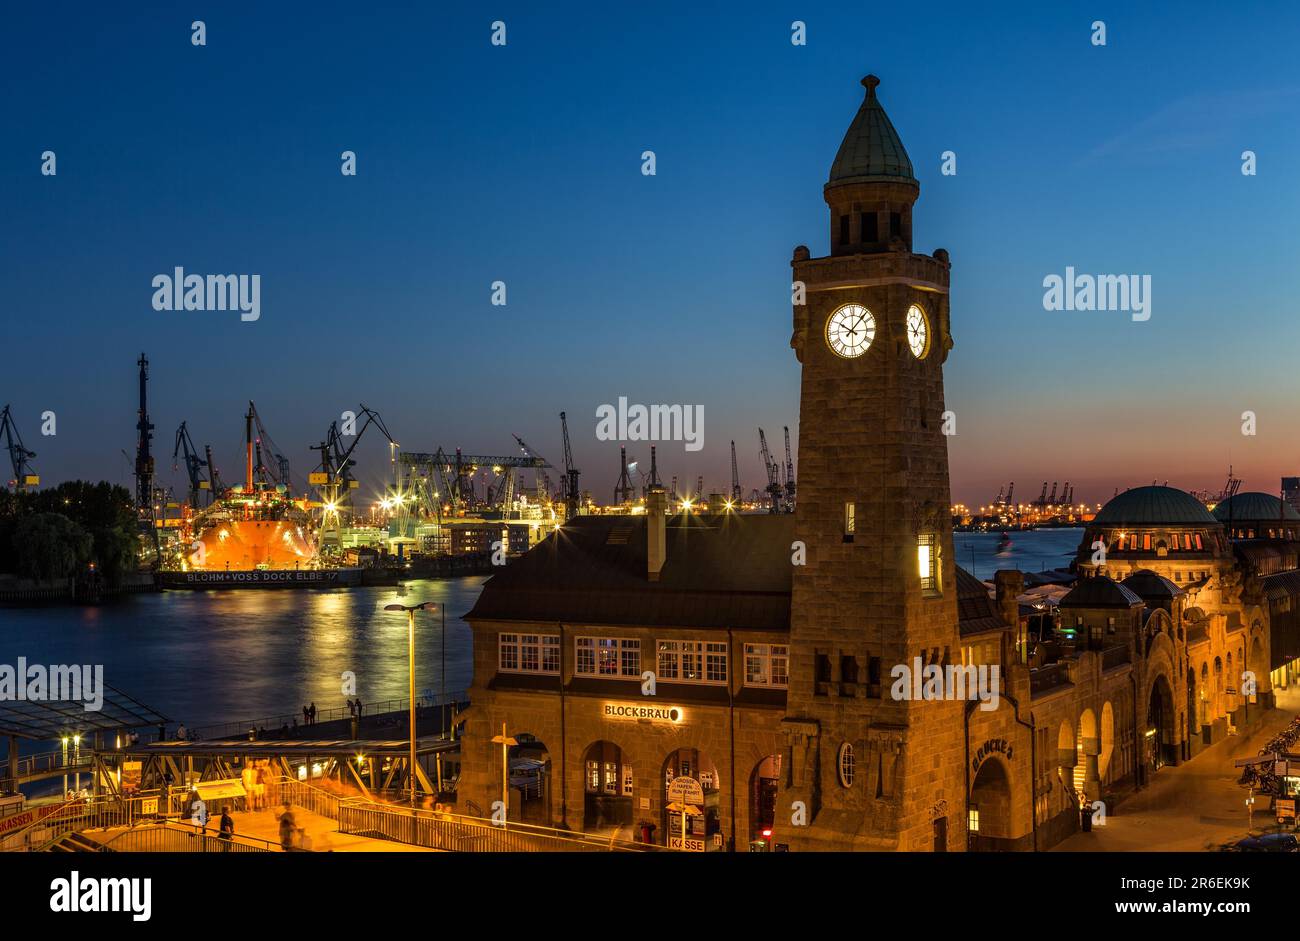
1056,688,1300,851
221,804,435,852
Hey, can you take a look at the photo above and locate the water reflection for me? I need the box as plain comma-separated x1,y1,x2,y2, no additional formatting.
2,576,488,728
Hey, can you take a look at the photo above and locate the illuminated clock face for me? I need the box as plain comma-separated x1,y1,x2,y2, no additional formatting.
906,305,928,359
825,304,875,358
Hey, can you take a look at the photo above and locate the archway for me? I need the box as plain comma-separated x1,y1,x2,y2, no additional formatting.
508,733,552,826
581,740,632,832
748,755,782,847
1075,708,1099,800
968,757,1012,851
1056,720,1077,809
1099,702,1115,781
1147,674,1175,772
661,747,720,852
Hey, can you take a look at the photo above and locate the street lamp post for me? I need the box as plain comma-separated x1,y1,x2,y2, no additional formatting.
384,600,436,807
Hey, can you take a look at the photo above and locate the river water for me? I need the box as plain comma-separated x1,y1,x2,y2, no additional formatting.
3,529,1083,737
3,577,486,732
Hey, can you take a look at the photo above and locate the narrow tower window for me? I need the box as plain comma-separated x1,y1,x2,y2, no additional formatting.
860,212,877,243
844,502,855,541
889,211,902,238
918,533,939,595
839,214,850,245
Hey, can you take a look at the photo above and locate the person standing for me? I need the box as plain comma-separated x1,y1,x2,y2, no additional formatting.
219,807,234,852
278,803,296,851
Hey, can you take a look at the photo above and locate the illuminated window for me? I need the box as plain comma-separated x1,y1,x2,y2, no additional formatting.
918,533,939,595
844,502,856,539
968,807,980,833
576,637,639,678
658,640,727,685
1194,533,1203,550
499,633,559,674
837,742,855,788
744,644,789,688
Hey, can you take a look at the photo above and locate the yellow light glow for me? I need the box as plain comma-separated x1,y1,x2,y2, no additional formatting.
918,541,932,580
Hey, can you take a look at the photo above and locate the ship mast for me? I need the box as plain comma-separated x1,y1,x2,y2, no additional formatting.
245,402,255,495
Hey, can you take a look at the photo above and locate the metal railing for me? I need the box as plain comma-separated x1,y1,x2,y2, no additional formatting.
97,821,276,853
274,777,344,820
0,748,93,781
1102,644,1131,671
1030,663,1068,695
2,793,152,852
338,800,670,853
179,692,467,742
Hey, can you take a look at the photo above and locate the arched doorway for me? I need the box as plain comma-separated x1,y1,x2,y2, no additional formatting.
508,733,552,825
1147,674,1175,772
1099,702,1115,782
1075,708,1098,799
661,748,720,852
968,757,1012,851
748,755,781,847
581,741,632,832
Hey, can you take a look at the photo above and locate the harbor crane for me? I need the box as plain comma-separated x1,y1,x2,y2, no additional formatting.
512,433,555,506
647,446,663,490
0,404,38,492
559,411,581,520
172,421,212,509
399,448,545,515
730,441,741,503
310,404,397,538
783,426,796,503
759,428,783,513
614,446,635,504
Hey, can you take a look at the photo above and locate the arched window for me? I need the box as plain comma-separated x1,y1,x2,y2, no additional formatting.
837,742,855,788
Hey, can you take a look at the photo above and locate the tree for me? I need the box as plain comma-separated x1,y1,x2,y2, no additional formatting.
11,513,92,581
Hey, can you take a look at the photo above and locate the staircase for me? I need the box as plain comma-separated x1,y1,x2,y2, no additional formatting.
46,832,105,852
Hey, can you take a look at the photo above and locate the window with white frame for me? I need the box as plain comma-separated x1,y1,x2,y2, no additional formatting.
744,643,789,687
658,640,728,684
575,637,640,678
499,633,560,674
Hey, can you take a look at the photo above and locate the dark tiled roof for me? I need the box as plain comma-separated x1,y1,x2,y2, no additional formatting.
1060,575,1143,609
1121,569,1184,602
1213,492,1300,523
466,513,794,631
1093,486,1219,526
1263,569,1300,603
956,566,1002,636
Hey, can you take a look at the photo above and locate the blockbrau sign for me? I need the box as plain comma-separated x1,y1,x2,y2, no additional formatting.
601,702,683,724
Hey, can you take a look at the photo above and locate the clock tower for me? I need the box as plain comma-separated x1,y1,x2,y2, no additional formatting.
776,75,966,851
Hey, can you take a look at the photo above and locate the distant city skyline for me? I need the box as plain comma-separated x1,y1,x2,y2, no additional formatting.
5,2,1300,508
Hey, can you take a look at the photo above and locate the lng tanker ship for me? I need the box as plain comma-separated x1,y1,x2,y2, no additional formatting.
159,404,360,589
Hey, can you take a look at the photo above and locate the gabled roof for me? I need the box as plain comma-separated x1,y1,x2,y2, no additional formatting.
465,513,794,631
826,75,916,189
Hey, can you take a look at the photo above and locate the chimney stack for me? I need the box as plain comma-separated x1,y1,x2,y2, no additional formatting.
993,569,1024,629
647,486,667,581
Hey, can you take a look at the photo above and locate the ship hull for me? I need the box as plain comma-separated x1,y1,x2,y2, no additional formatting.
158,568,362,590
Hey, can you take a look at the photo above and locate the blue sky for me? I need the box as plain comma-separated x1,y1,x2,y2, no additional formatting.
4,1,1299,506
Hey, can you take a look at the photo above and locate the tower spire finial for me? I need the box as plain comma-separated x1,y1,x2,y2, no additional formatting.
861,74,880,97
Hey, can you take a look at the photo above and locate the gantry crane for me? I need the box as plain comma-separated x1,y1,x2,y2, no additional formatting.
310,404,397,539
0,405,37,492
172,422,211,509
559,411,581,520
730,440,741,503
512,433,555,506
614,446,634,504
759,428,783,513
783,426,796,504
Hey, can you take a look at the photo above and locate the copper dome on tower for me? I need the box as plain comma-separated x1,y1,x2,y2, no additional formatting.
826,75,917,189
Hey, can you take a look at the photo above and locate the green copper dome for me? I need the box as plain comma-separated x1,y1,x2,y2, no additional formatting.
1212,492,1300,522
1093,486,1218,527
827,75,916,188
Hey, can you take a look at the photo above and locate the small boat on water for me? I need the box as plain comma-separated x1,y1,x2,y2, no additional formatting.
996,531,1013,553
